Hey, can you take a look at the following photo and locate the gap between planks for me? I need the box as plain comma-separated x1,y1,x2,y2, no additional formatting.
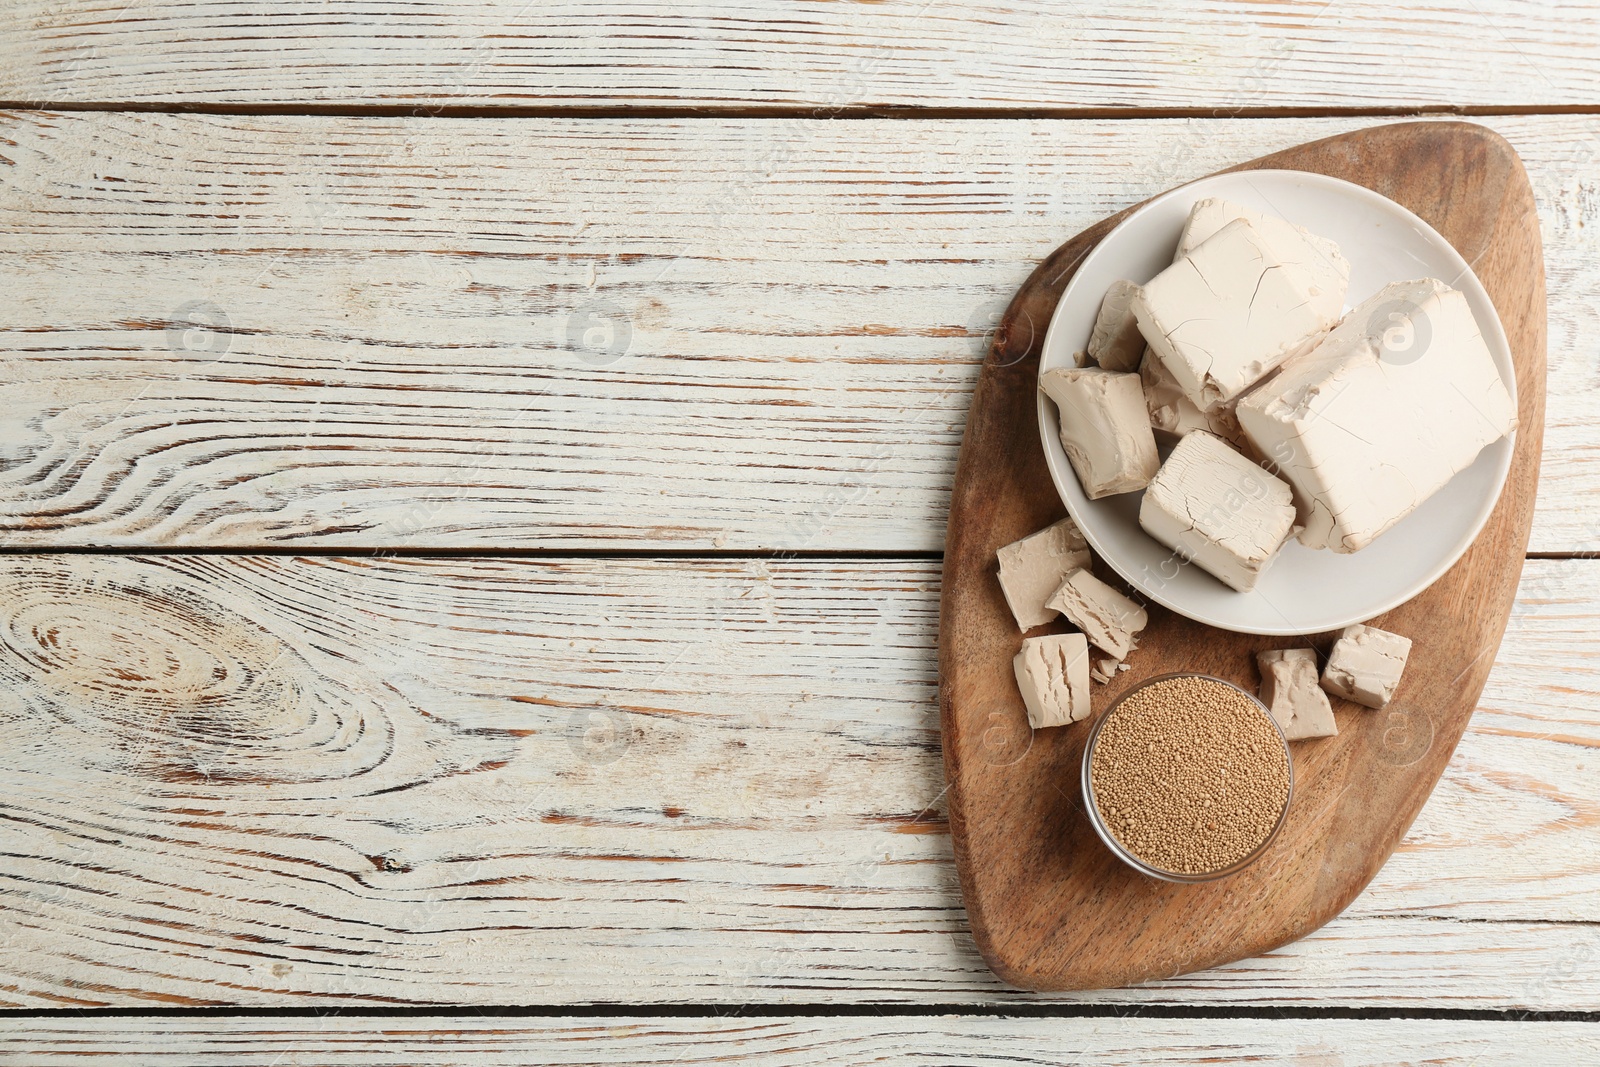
0,548,1592,563
0,546,949,561
4,1004,1600,1023
8,103,1600,121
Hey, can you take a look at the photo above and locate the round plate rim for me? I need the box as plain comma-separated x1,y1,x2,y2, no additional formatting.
1034,168,1518,636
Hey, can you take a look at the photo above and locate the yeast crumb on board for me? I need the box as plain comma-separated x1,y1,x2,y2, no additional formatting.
1046,568,1147,661
995,517,1091,631
1321,623,1413,708
994,516,1146,707
1013,632,1092,729
1257,648,1338,740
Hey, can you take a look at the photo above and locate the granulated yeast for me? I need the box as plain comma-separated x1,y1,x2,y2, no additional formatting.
1090,675,1291,875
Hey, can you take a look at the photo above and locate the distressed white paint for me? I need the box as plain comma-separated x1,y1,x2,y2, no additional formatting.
1,2,1598,109
0,113,1594,552
0,555,1595,1008
1,1015,1595,1065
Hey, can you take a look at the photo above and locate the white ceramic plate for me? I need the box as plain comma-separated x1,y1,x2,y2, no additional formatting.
1036,170,1517,636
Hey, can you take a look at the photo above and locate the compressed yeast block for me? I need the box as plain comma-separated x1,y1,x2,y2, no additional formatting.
1087,279,1147,372
995,517,1091,631
1236,278,1517,553
1132,218,1339,411
1176,198,1349,322
1045,568,1147,660
1039,367,1160,500
1139,349,1245,447
1013,632,1092,729
1321,623,1412,709
1138,431,1300,593
1257,648,1337,740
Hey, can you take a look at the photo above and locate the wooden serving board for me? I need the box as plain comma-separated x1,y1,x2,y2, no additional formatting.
939,122,1547,991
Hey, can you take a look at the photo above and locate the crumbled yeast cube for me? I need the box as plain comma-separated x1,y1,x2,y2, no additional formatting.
1087,279,1146,372
995,517,1091,631
1132,218,1339,411
1139,349,1245,446
1039,367,1160,500
1045,568,1147,660
1013,632,1092,729
1257,648,1338,740
1321,624,1412,709
1089,650,1123,685
1138,431,1300,592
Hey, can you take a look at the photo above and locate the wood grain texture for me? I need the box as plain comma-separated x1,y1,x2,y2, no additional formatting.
1,555,1597,1008
3,1015,1597,1065
0,111,1596,553
941,122,1546,990
3,2,1600,110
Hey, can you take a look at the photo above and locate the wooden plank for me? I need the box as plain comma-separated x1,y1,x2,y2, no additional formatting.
3,2,1599,110
1,1015,1596,1065
0,554,1596,1008
0,112,1595,553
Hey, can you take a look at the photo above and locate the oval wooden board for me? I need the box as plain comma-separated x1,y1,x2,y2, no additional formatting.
939,121,1547,992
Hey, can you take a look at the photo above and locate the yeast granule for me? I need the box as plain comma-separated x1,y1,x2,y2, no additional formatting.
1089,675,1291,875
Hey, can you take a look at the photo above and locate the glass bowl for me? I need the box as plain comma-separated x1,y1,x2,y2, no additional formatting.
1081,671,1295,883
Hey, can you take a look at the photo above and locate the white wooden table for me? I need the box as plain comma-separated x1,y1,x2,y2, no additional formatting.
1,4,1598,1063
